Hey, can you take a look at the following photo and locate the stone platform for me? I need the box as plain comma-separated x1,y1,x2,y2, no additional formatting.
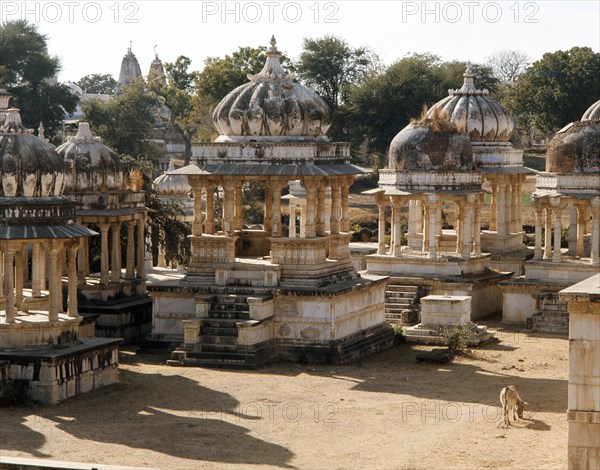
0,337,121,404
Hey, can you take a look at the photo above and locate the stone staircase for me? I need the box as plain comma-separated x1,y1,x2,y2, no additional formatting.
529,292,569,335
384,285,429,325
168,294,274,369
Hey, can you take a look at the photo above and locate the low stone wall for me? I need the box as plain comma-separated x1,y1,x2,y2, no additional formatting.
0,337,121,404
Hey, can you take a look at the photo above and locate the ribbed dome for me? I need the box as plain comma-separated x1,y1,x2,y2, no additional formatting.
56,122,124,191
212,36,331,142
546,120,600,173
428,64,514,142
388,120,473,172
154,160,191,195
582,99,600,121
0,109,66,197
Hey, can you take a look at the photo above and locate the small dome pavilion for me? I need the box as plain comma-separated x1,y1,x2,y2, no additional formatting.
0,109,119,403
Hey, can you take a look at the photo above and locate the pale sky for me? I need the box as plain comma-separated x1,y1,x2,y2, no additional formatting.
3,1,599,82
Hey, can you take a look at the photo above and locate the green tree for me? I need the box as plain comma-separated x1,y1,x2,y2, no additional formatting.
295,35,381,108
149,56,213,166
82,78,157,158
504,47,600,135
77,73,117,94
0,20,77,135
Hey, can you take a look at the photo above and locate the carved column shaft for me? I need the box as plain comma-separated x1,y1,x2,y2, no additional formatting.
534,207,543,260
68,245,78,318
136,216,146,280
330,181,341,235
271,181,283,238
205,185,215,235
576,205,586,257
591,200,600,265
543,207,552,259
3,247,15,322
428,198,438,258
15,249,23,310
100,223,110,285
48,244,59,321
376,195,387,255
340,179,351,232
111,222,121,282
553,207,563,263
490,181,497,232
126,221,136,279
304,182,317,238
192,185,203,236
391,197,402,257
263,184,273,236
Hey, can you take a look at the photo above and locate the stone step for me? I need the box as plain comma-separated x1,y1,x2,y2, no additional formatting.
210,303,250,313
199,343,239,353
385,307,412,314
542,304,567,312
385,299,412,306
387,285,419,292
199,335,238,346
203,319,244,329
386,292,416,299
207,311,250,320
200,327,238,337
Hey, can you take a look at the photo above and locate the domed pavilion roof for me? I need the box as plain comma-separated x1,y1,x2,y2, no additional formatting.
154,160,191,196
0,109,66,197
388,119,474,172
581,99,600,121
56,122,124,192
427,64,514,143
546,120,600,173
212,36,331,142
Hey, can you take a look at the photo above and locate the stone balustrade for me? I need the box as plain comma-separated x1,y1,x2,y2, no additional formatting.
189,234,237,265
378,170,482,190
270,237,328,266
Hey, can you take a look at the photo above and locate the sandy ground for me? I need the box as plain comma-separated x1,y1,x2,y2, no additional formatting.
0,321,569,470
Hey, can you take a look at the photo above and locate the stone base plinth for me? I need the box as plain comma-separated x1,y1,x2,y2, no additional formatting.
404,321,495,346
79,295,152,343
481,231,526,254
366,253,492,277
420,294,471,325
0,337,121,404
0,313,79,350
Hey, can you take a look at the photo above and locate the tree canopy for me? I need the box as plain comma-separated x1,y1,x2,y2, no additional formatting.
487,50,530,82
503,47,600,135
81,78,157,158
0,20,77,135
294,35,381,109
77,73,117,94
149,56,213,165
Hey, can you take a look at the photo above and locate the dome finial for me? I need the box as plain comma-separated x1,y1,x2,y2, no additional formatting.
154,44,159,59
460,61,476,92
38,122,45,141
247,36,294,81
1,108,32,134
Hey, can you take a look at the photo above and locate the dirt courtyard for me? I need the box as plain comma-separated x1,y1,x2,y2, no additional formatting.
0,321,569,469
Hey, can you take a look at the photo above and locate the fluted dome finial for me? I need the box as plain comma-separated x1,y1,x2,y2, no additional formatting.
459,62,477,93
1,108,33,134
248,35,294,81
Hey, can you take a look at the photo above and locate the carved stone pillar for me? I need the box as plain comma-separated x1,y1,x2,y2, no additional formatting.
516,177,524,232
223,181,235,236
456,204,464,254
100,223,110,284
462,196,474,257
126,221,136,279
330,181,341,235
316,184,326,237
591,199,600,265
304,181,317,238
3,246,15,323
489,180,497,232
391,197,403,256
568,203,578,255
534,206,543,260
263,183,273,236
192,185,203,236
77,236,87,285
136,216,146,280
576,204,586,257
15,248,23,310
498,182,508,236
289,204,297,238
271,180,284,238
428,196,439,258
111,222,121,282
340,178,351,232
553,204,563,263
205,185,215,235
68,245,78,318
234,183,244,232
422,203,429,252
510,179,518,233
375,193,387,255
543,207,552,259
473,195,482,255
0,250,3,298
48,244,59,322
